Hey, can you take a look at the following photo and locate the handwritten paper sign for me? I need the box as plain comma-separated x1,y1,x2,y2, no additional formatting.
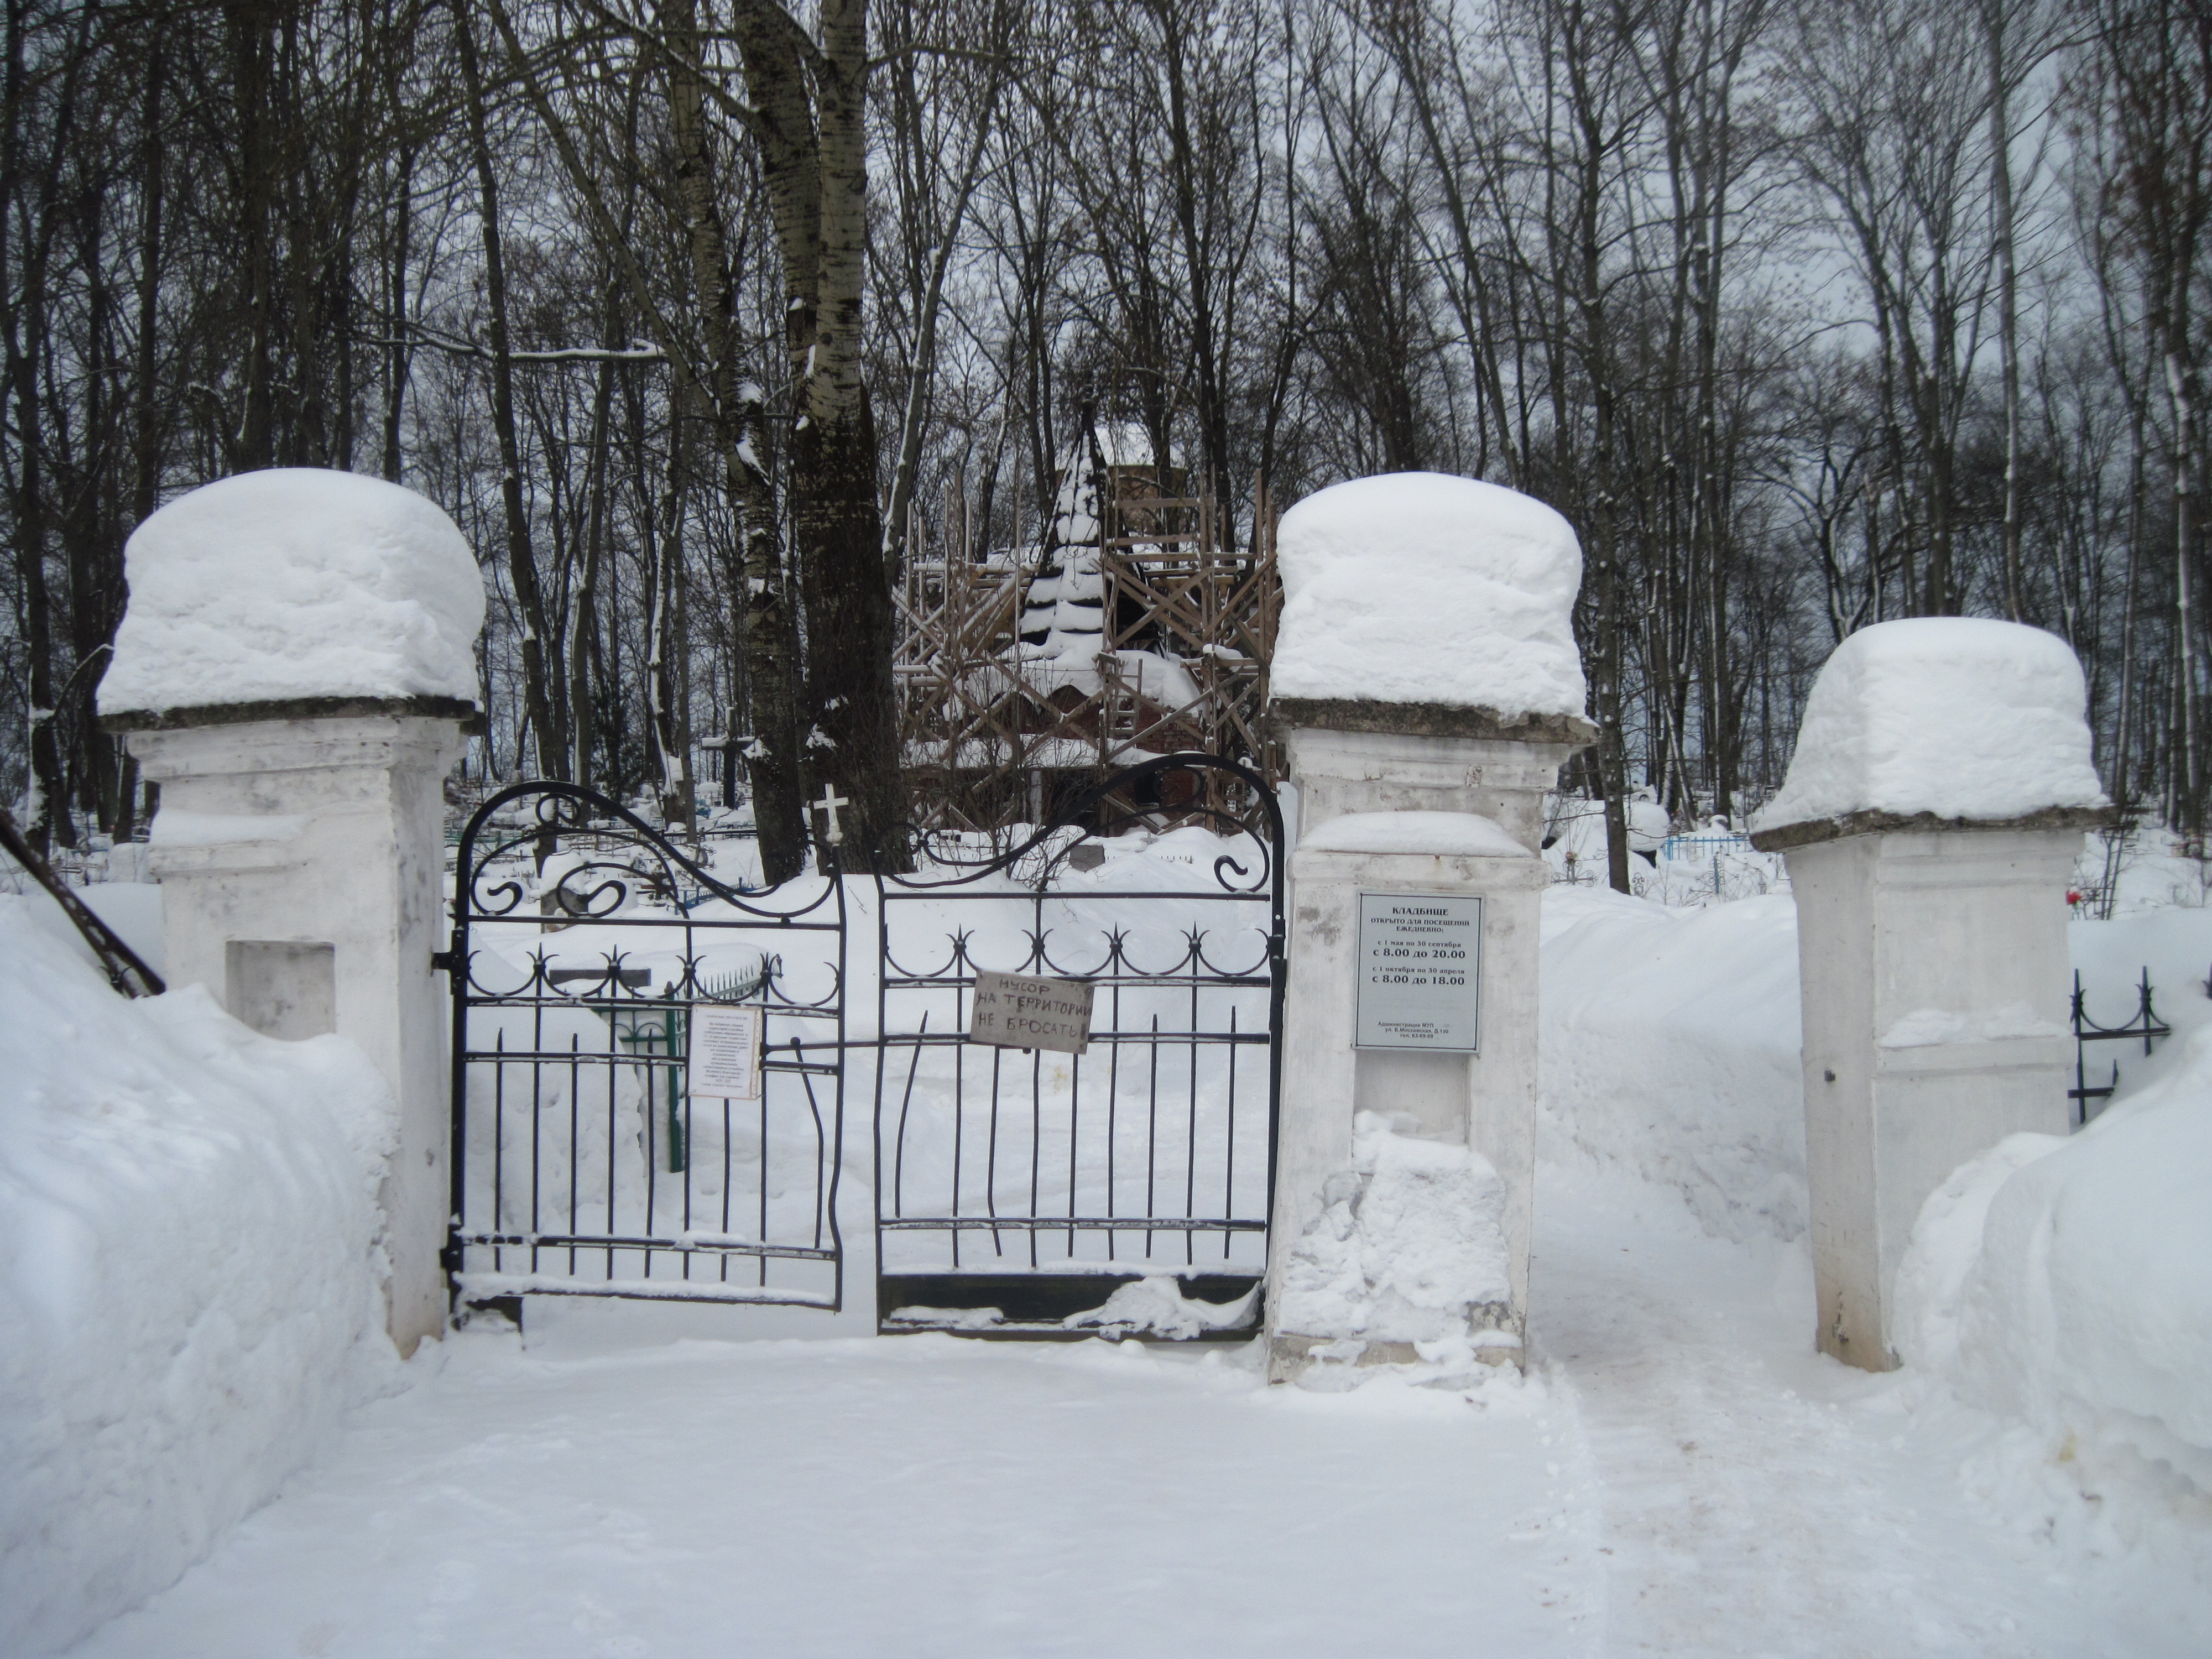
1354,893,1483,1052
687,1003,764,1100
969,969,1095,1054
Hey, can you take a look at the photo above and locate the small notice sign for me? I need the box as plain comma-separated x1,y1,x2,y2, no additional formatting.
1355,893,1483,1052
687,1003,765,1100
969,969,1095,1054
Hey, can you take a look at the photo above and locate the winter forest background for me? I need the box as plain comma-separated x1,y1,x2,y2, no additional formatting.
5,0,2211,870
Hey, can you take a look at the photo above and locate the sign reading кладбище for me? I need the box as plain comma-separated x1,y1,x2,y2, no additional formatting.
968,969,1095,1055
1355,892,1482,1052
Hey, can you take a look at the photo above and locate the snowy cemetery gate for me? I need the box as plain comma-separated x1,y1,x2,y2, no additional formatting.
442,781,852,1316
442,755,1286,1336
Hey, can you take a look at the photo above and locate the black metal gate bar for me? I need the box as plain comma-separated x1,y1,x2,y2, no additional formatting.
444,781,848,1313
872,753,1285,1333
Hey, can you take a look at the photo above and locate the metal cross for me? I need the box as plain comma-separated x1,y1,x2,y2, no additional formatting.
812,784,849,847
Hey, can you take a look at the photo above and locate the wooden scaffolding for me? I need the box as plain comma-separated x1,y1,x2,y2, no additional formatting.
894,459,1281,834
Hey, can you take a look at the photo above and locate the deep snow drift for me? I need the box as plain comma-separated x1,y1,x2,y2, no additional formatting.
1540,873,2212,1546
1896,1045,2212,1528
1271,472,1587,719
1276,1111,1517,1365
97,468,486,716
1538,883,1807,1243
1755,618,2106,831
0,898,399,1657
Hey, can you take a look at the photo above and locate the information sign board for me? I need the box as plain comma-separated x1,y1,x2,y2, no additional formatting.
687,1002,765,1100
968,969,1095,1054
1354,893,1483,1051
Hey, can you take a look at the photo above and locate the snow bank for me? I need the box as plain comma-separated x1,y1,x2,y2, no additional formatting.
0,898,400,1657
1756,618,2105,832
1543,868,2211,1528
1272,473,1587,719
99,468,485,717
1063,1277,1258,1339
2079,823,2212,917
1538,884,1808,1241
1896,1034,2212,1520
1277,1112,1516,1359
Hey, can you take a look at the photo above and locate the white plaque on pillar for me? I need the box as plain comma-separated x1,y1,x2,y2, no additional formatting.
1355,893,1482,1051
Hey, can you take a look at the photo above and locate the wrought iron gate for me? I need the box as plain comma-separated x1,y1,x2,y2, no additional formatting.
444,782,848,1312
442,755,1284,1335
873,753,1286,1334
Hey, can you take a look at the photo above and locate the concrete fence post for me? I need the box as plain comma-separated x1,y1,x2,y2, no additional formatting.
1255,474,1593,1381
1749,619,2109,1370
1265,713,1590,1379
97,470,486,1355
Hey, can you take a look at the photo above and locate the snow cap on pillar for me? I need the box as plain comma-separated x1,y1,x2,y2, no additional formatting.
1270,472,1589,731
1752,618,2107,839
99,468,486,724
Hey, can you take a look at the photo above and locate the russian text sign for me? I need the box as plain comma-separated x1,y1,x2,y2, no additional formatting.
688,1003,764,1100
1354,893,1482,1051
969,969,1095,1054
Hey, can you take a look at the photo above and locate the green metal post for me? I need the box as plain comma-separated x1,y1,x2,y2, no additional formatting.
666,1005,686,1174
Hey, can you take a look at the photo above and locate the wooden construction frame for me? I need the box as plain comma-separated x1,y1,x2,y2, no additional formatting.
894,469,1281,834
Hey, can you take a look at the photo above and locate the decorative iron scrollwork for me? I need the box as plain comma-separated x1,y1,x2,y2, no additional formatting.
445,778,849,1314
889,750,1283,899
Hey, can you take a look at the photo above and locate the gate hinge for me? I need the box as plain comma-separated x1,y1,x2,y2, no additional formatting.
430,950,460,975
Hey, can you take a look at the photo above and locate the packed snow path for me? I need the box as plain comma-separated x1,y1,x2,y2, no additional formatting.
67,1171,2205,1658
1532,1171,2200,1656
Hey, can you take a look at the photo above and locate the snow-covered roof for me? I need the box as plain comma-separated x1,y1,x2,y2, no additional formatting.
1019,544,1104,643
1270,472,1587,721
967,648,1204,713
904,736,1161,771
1754,618,2107,833
1092,421,1180,468
100,469,487,717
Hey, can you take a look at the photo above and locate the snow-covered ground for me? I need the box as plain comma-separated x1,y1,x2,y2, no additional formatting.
14,832,2212,1655
51,1157,2208,1659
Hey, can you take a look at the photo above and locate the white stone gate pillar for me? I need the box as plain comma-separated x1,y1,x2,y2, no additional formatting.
1750,619,2108,1371
1258,474,1593,1380
98,471,486,1355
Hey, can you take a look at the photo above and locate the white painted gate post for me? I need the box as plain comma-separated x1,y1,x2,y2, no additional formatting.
1259,475,1593,1381
98,471,486,1356
1749,620,2109,1371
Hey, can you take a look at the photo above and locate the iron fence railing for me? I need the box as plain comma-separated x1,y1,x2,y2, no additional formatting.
872,752,1284,1334
444,781,847,1312
2070,966,2172,1127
